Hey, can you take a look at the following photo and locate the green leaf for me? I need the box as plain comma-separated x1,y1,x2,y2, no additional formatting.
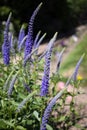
0,119,7,129
33,110,40,121
11,100,19,106
16,125,26,130
26,120,33,125
75,124,82,129
18,93,26,99
0,119,14,128
1,100,4,108
46,124,53,130
0,6,11,16
3,69,15,90
58,116,66,122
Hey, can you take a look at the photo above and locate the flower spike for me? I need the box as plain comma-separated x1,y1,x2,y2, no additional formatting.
35,33,46,54
18,25,25,50
6,12,12,28
73,54,85,81
33,31,41,49
2,12,12,65
16,91,37,112
40,32,57,96
18,35,28,52
24,3,42,59
23,48,38,66
40,73,73,130
56,48,65,73
7,71,19,97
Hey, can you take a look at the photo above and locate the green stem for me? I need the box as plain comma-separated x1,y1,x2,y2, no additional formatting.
3,69,15,90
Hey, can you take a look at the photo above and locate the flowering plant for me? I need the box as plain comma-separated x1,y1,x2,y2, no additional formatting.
0,3,85,130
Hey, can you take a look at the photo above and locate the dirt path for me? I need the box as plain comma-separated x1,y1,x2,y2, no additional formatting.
61,26,87,63
39,25,87,74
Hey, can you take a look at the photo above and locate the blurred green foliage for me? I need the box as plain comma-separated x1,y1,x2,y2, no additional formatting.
67,0,87,22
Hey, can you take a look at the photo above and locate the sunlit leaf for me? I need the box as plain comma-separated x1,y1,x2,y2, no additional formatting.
33,110,40,121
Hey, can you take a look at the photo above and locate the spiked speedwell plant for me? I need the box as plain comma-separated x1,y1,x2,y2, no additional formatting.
0,2,85,130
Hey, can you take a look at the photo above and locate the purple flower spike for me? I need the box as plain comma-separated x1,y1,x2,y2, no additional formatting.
2,42,10,65
40,33,57,96
18,25,25,50
35,33,46,54
16,90,37,112
33,31,41,49
6,12,12,29
9,32,15,55
40,73,73,130
56,48,65,73
40,95,58,130
9,32,13,49
23,48,38,66
38,51,47,61
8,71,19,97
2,12,12,65
18,35,27,52
73,54,85,81
24,3,42,59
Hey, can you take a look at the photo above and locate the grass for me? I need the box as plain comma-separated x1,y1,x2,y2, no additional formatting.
60,32,87,84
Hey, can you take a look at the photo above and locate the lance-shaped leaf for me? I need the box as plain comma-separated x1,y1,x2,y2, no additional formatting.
3,69,15,90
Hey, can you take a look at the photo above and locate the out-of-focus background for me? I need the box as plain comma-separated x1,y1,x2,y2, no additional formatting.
0,0,87,80
0,0,87,38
